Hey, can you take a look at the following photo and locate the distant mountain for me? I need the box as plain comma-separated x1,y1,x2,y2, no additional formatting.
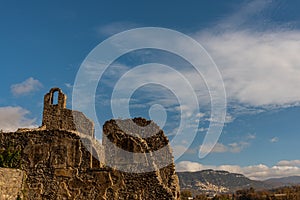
177,169,270,194
264,176,300,187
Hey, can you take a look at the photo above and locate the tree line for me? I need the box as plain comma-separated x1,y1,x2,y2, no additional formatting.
181,185,300,200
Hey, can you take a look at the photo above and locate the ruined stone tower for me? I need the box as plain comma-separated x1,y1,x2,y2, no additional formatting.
0,87,180,200
42,87,94,137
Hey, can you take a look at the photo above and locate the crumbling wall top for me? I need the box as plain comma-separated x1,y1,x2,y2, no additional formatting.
42,87,94,137
44,87,66,109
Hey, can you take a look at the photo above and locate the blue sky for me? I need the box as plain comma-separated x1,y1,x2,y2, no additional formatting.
1,0,300,180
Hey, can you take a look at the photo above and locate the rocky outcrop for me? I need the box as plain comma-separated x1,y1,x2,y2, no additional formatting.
103,118,180,199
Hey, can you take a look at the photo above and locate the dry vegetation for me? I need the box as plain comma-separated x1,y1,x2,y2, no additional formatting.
181,185,300,200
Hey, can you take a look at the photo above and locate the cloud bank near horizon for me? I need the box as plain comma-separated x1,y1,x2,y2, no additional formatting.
176,160,300,180
0,106,37,132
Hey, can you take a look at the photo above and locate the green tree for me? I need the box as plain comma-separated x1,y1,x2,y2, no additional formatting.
0,145,21,168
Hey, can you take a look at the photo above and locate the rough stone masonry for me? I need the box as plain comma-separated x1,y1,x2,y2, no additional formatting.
0,88,180,200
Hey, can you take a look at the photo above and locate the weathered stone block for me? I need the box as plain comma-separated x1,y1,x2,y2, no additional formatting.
0,168,25,200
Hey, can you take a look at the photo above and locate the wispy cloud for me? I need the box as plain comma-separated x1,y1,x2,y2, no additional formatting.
176,159,300,180
205,114,235,123
277,160,300,167
206,142,228,153
196,30,300,107
0,106,37,132
97,22,140,36
247,133,256,140
11,77,43,96
97,11,300,124
270,137,279,143
65,83,73,89
216,0,272,31
193,0,300,109
199,132,256,154
76,0,300,148
200,141,250,154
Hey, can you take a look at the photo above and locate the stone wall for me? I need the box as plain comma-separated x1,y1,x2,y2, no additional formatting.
0,126,180,199
0,168,25,200
0,129,104,199
42,88,94,137
0,88,180,199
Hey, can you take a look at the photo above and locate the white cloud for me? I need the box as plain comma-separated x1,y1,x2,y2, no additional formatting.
97,22,139,36
270,137,279,143
65,83,73,89
172,145,189,158
108,64,203,129
196,112,205,118
198,127,208,132
195,30,300,107
98,28,300,122
176,161,208,172
200,141,250,154
0,106,37,132
247,133,256,140
277,160,300,167
225,115,234,123
91,0,300,122
206,114,234,123
207,142,228,153
229,142,250,153
192,0,300,109
176,160,300,180
11,77,42,96
216,0,272,31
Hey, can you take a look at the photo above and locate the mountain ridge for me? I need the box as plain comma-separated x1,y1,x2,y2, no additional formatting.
264,176,300,187
177,169,300,195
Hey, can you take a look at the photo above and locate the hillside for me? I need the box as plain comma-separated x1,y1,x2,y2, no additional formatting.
177,169,270,194
264,176,300,187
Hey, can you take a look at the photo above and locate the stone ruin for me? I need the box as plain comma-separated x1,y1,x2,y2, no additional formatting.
42,87,94,137
0,88,180,200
